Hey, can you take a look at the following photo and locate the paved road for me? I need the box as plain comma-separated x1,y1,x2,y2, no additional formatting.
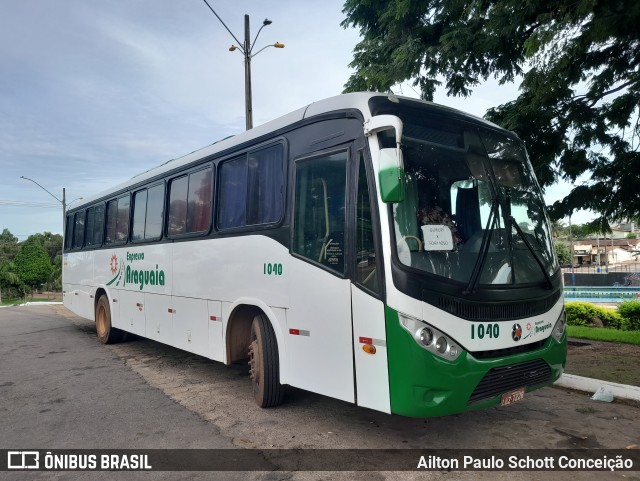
1,305,639,481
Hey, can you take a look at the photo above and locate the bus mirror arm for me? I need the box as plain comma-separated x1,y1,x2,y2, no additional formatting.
364,115,405,203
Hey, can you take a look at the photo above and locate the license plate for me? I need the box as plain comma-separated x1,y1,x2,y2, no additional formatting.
501,387,525,406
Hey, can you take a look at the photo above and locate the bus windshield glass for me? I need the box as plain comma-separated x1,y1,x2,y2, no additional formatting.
388,119,557,287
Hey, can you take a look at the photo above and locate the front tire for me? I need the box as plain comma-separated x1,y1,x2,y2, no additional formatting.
95,295,125,344
248,314,284,407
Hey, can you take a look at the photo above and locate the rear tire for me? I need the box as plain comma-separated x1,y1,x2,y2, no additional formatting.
95,295,125,344
248,314,284,407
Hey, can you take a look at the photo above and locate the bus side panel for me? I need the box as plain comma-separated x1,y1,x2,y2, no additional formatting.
351,286,391,413
287,258,354,403
171,238,290,310
172,296,209,357
63,251,94,320
145,293,172,345
207,300,223,362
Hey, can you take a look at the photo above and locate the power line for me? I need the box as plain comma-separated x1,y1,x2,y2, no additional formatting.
0,199,59,208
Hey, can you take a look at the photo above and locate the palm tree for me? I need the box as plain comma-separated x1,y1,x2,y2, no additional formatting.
0,262,21,304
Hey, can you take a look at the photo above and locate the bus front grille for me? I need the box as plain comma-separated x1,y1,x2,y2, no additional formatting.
470,339,547,360
468,359,551,405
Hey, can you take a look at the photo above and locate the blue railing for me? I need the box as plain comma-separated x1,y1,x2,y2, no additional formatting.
564,286,640,303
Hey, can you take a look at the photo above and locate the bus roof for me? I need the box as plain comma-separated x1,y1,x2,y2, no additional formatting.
72,92,502,209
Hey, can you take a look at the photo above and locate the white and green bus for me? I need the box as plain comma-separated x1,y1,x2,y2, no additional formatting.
63,92,567,417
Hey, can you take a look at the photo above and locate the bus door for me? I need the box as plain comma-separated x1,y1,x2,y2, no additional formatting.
287,148,355,402
350,151,390,413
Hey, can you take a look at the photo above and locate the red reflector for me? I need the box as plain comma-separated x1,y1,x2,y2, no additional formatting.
210,316,217,321
168,308,173,313
359,336,373,345
289,329,300,335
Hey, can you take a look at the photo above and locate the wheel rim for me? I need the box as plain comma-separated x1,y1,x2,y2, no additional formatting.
248,337,261,396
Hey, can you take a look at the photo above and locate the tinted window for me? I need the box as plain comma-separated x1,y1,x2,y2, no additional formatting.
105,196,129,244
168,175,189,236
293,151,347,274
132,190,148,241
116,196,130,242
64,215,74,250
73,211,85,249
187,169,212,233
355,156,380,293
105,200,117,244
145,184,164,239
85,207,96,247
168,167,212,236
218,156,247,229
218,144,283,229
91,204,105,247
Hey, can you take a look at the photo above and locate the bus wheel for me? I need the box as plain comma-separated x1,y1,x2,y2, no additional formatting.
248,314,284,407
95,295,124,344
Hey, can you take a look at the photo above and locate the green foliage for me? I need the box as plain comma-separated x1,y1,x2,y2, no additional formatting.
342,0,640,223
28,232,63,264
14,238,52,291
617,301,640,331
565,302,625,330
627,233,638,239
0,228,19,264
554,240,571,266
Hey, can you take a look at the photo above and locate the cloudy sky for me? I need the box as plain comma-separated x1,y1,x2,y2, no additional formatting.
0,0,589,240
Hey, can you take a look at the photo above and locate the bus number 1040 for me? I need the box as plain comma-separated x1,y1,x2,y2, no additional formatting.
471,323,500,340
263,263,283,276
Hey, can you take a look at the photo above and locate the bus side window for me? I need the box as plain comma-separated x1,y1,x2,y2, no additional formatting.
355,155,380,293
64,215,74,250
294,151,348,274
72,210,85,249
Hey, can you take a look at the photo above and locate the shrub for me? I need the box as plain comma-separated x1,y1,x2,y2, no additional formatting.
565,302,625,329
618,300,640,331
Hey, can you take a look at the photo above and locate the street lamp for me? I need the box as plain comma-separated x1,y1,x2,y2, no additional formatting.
20,176,67,235
20,176,83,240
201,0,285,130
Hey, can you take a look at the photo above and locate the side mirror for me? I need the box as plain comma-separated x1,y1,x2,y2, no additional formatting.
364,115,405,204
379,148,404,203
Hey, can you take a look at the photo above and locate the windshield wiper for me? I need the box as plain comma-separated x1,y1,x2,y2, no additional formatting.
510,216,553,289
462,199,499,295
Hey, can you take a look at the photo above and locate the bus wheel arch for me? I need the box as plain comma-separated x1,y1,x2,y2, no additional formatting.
225,302,286,407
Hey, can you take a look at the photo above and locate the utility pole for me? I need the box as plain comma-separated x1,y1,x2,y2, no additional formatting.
201,1,284,130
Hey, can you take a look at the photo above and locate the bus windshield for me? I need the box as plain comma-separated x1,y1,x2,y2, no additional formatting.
390,120,558,287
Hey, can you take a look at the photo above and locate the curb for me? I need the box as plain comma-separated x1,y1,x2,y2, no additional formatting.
0,301,63,308
555,373,640,402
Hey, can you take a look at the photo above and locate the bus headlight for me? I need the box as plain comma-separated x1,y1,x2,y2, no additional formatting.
418,327,433,346
552,308,567,342
399,313,463,361
435,336,447,353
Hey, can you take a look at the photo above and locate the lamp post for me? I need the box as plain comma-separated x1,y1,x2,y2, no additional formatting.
201,1,284,130
20,176,82,255
20,176,66,235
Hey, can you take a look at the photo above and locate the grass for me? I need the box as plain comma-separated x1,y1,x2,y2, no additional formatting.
567,325,640,345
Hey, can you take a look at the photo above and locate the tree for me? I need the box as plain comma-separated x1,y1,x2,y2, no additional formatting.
554,240,571,266
342,0,640,227
0,228,19,264
14,238,52,295
0,261,21,303
27,232,63,265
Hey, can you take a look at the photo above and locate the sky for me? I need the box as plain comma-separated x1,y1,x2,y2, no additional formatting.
0,0,591,240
